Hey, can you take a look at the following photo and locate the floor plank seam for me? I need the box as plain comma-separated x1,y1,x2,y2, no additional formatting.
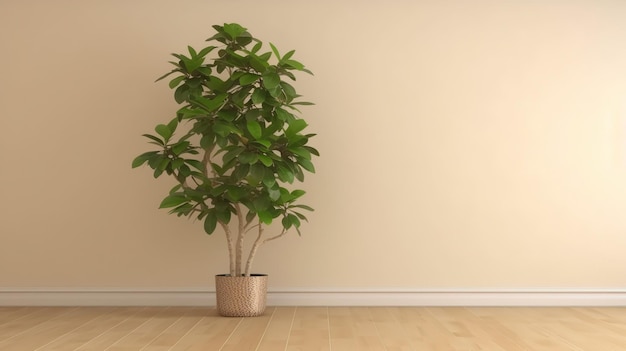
367,307,389,351
254,306,276,351
34,307,120,351
218,316,243,351
0,307,79,346
167,311,206,350
283,306,297,351
139,307,187,350
73,307,146,350
102,307,168,350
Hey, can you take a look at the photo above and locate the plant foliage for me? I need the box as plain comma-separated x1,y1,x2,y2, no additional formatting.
132,23,317,276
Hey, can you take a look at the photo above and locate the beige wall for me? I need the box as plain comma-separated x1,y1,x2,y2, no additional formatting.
1,0,626,290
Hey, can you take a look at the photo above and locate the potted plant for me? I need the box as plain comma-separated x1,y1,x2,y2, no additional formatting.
132,23,317,317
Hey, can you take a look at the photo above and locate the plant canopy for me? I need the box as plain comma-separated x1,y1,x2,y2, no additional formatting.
132,23,317,277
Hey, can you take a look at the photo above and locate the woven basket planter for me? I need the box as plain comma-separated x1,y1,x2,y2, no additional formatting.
215,274,268,317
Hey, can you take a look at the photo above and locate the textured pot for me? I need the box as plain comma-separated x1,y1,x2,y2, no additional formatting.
215,274,268,317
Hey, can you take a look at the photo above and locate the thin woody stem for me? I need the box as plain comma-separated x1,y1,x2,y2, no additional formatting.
234,204,246,276
203,147,216,177
244,224,288,276
219,221,236,277
244,219,265,276
263,228,288,243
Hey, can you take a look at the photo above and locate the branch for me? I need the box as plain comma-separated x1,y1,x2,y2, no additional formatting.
219,221,236,277
202,148,215,178
244,219,265,276
244,222,261,233
244,225,288,276
263,227,288,244
234,203,246,276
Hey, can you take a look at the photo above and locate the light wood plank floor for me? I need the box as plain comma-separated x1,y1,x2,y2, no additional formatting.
1,306,625,350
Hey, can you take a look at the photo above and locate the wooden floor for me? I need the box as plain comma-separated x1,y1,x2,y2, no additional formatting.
1,306,625,350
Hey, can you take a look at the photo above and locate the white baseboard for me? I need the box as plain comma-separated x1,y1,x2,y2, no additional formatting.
1,288,626,306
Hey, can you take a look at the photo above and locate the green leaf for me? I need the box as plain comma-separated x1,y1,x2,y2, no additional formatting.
191,94,228,112
294,165,305,182
292,211,308,221
262,172,276,188
142,134,164,146
258,154,273,166
132,151,159,168
268,187,281,201
158,158,170,171
251,89,266,104
153,168,164,178
168,75,185,89
282,215,293,229
251,41,263,53
236,33,253,46
274,108,292,122
269,42,281,60
169,184,182,194
148,155,162,168
196,66,212,76
258,51,271,62
288,213,301,228
286,119,308,137
167,117,179,132
292,204,314,212
223,23,247,40
253,196,270,211
179,164,191,176
213,122,241,137
249,55,267,72
155,124,172,142
171,141,189,155
185,159,205,172
280,82,297,99
179,54,203,74
223,146,244,164
276,165,294,183
171,158,185,169
304,146,320,157
291,189,306,199
267,85,281,99
206,75,227,92
233,163,250,180
279,188,294,203
249,163,265,181
174,84,190,103
239,73,259,85
159,194,187,208
239,152,259,165
200,134,215,149
197,45,217,57
262,71,280,90
253,139,271,149
258,211,273,225
241,211,255,227
298,158,315,173
216,206,231,223
226,186,246,201
289,146,311,159
204,210,218,235
246,120,262,139
281,49,295,62
156,68,181,82
283,59,305,70
187,45,197,57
